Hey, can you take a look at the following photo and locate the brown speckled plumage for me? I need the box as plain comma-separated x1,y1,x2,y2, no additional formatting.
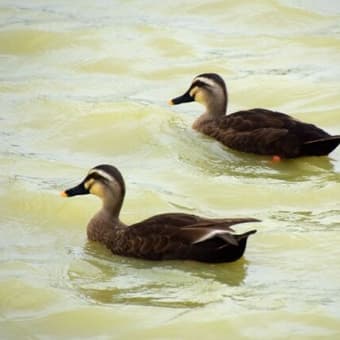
62,164,258,263
170,73,340,158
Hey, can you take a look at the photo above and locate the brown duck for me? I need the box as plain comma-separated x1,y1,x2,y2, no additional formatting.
61,164,258,263
169,73,340,159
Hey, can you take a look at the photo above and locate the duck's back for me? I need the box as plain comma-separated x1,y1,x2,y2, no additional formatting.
196,108,331,158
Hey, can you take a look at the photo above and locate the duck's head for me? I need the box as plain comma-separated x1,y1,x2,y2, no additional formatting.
169,73,228,116
61,164,125,215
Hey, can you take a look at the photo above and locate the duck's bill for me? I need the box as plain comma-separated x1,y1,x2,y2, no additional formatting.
60,182,89,197
169,90,194,105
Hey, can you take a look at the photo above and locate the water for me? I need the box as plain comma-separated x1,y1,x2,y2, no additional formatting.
1,0,340,338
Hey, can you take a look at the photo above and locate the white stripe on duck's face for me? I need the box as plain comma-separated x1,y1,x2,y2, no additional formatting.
193,76,216,88
88,168,115,182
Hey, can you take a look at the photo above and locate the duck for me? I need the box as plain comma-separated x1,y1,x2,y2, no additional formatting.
61,164,259,263
169,73,340,159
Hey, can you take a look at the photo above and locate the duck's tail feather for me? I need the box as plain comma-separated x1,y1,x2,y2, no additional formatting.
219,229,256,246
180,218,259,246
302,136,340,156
236,229,257,240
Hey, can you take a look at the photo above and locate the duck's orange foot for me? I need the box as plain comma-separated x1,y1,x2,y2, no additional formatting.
271,155,282,163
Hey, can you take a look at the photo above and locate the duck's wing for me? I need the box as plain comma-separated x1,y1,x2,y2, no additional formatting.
127,215,259,249
203,108,330,157
110,214,259,262
119,216,258,261
222,108,296,130
129,212,259,232
199,109,292,155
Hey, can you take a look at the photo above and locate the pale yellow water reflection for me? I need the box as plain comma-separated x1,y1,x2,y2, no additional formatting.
1,0,340,339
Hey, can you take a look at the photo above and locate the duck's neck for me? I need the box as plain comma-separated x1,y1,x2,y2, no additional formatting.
87,193,126,242
102,192,123,218
206,93,227,117
193,92,227,129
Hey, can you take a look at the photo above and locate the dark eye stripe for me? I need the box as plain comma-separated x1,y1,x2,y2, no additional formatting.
85,173,109,183
191,80,210,89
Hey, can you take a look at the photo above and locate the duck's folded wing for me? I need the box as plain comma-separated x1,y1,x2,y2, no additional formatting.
128,217,259,244
129,213,259,231
129,213,204,229
206,119,298,156
220,109,295,130
223,128,290,152
119,217,259,260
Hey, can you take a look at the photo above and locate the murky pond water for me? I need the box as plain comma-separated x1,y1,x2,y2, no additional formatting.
1,0,340,338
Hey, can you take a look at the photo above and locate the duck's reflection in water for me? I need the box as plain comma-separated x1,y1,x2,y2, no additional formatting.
67,242,250,308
